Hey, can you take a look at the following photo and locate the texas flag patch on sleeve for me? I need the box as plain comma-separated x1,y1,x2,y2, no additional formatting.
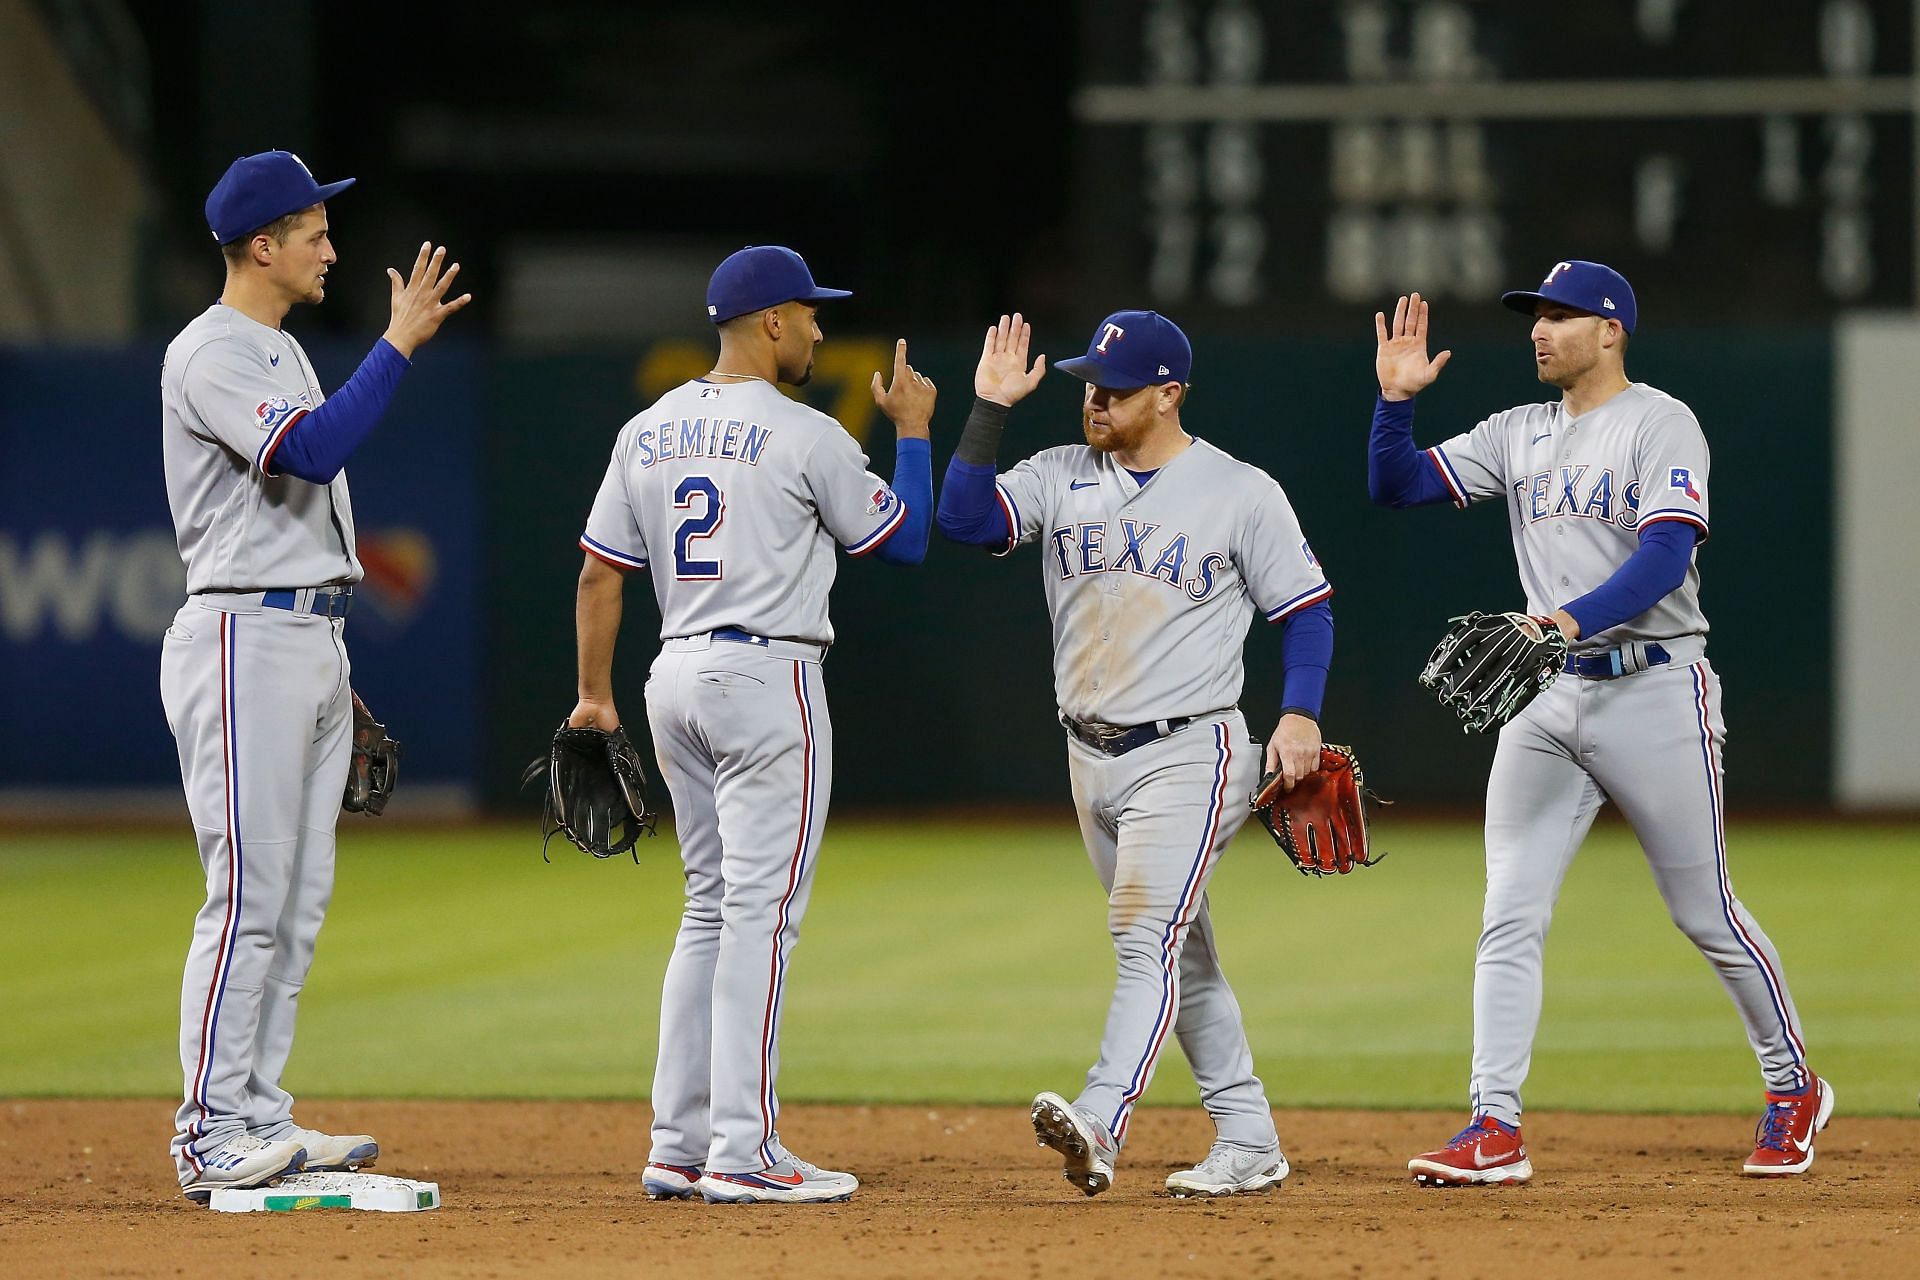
1669,467,1701,501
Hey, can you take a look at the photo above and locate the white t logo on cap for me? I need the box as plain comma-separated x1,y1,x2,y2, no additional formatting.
1095,323,1125,354
1543,261,1574,286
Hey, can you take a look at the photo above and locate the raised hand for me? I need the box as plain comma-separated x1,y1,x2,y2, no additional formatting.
383,242,472,359
975,312,1047,407
869,338,936,438
1374,292,1452,401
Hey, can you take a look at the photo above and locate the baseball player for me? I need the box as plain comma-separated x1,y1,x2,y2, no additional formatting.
936,312,1336,1197
160,150,468,1200
1370,263,1828,1183
569,246,934,1205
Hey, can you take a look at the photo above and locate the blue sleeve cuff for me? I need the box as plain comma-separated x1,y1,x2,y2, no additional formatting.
265,338,410,484
869,436,932,566
1367,393,1454,509
936,454,1012,547
1278,598,1334,719
1561,521,1696,637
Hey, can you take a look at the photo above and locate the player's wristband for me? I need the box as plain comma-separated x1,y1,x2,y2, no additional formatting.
1279,706,1319,722
955,395,1011,466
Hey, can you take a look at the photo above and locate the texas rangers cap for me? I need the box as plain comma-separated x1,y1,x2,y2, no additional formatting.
205,151,355,245
1054,310,1193,389
1501,259,1637,334
706,246,852,324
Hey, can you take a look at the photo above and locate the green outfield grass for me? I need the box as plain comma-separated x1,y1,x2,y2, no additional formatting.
1,817,1913,1114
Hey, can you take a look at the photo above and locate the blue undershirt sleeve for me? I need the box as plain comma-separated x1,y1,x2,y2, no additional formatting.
265,339,410,484
1367,394,1454,509
936,456,1012,547
1560,521,1697,638
1277,598,1334,720
870,436,932,566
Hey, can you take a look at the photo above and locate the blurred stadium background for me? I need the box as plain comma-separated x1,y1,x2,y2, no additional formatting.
2,1,1917,1113
4,0,1916,816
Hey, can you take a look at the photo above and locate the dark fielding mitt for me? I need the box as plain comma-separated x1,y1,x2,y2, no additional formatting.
1251,744,1384,877
524,723,658,861
342,690,400,816
1419,610,1569,734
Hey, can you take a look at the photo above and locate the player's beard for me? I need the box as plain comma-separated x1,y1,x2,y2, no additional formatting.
1082,402,1145,454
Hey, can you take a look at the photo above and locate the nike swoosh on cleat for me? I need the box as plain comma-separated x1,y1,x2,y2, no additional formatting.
752,1168,806,1186
1473,1148,1518,1168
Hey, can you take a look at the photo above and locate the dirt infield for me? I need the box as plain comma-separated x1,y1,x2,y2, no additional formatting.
4,1100,1914,1278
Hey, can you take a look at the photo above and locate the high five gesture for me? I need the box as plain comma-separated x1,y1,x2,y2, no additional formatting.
1374,291,1452,402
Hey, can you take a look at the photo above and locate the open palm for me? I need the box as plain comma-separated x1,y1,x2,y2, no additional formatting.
976,312,1047,406
1375,292,1452,399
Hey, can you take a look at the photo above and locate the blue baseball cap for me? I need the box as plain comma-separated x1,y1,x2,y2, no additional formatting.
1501,260,1637,334
205,151,354,244
1054,310,1193,389
706,246,851,323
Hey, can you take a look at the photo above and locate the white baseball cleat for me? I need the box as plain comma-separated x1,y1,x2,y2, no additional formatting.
275,1125,378,1171
181,1135,307,1202
698,1156,858,1204
1031,1090,1116,1197
1165,1142,1290,1197
643,1161,704,1200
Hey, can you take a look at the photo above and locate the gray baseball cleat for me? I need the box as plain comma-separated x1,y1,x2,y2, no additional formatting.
1165,1142,1290,1197
1031,1090,1116,1196
180,1134,307,1203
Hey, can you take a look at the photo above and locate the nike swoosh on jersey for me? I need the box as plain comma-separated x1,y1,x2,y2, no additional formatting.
1530,433,1550,444
1069,479,1097,490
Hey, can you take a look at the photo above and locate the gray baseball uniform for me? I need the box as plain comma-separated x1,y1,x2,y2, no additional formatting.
1427,383,1811,1123
159,303,360,1189
994,439,1331,1149
581,376,908,1175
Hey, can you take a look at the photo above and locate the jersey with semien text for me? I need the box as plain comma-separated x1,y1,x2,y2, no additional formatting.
581,378,904,645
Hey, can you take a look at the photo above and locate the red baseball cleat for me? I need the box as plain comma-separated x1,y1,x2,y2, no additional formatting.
1743,1076,1834,1177
1408,1114,1533,1186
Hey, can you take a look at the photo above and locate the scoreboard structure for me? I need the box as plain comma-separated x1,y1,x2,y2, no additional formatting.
1073,1,1919,328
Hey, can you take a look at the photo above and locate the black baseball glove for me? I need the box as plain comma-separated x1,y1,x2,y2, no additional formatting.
342,690,400,815
1419,610,1569,734
524,722,658,860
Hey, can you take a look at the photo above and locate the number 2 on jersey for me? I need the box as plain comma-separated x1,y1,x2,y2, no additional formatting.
673,475,725,579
